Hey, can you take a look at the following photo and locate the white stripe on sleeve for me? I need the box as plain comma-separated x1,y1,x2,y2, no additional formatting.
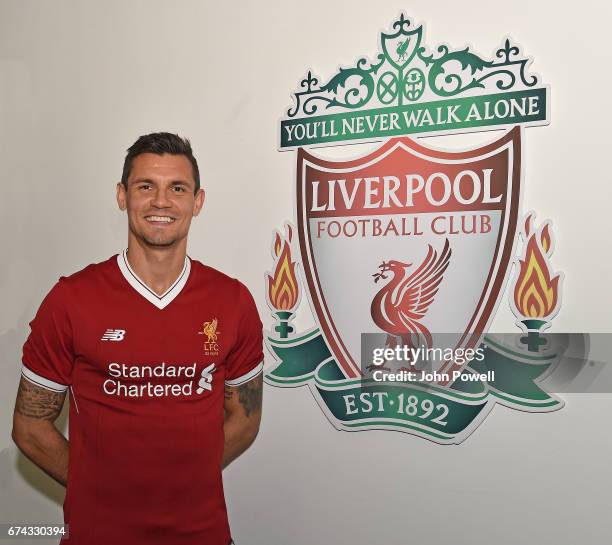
225,361,264,387
21,364,69,393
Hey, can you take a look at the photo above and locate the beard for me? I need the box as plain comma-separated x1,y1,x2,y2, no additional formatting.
129,221,181,248
142,235,177,247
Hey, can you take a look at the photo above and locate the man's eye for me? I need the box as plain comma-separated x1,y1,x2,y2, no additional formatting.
139,184,151,190
173,186,186,192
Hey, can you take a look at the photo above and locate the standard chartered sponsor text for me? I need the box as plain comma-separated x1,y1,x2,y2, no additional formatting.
103,362,197,398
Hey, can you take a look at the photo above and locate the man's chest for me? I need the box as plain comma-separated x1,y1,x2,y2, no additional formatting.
70,299,236,406
93,312,230,362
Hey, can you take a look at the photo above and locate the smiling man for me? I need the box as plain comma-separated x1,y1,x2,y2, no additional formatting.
11,133,263,545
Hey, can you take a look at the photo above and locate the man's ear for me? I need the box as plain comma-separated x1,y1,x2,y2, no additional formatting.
116,182,127,211
193,188,205,217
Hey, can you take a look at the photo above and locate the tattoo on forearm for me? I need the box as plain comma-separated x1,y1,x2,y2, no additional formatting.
15,378,65,420
237,374,263,417
224,386,233,400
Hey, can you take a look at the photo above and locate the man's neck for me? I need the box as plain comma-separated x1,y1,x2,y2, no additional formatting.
125,239,188,296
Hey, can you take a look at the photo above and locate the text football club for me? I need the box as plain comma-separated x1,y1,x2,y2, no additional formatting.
264,14,564,443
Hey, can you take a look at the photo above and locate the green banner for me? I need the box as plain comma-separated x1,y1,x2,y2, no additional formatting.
280,88,547,148
265,329,561,443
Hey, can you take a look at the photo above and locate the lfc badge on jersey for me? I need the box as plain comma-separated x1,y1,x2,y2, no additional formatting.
264,13,567,444
199,319,220,356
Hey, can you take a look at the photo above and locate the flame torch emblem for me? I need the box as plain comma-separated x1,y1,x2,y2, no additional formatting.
266,224,301,338
511,213,562,351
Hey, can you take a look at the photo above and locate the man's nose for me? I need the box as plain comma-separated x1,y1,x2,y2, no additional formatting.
151,188,172,208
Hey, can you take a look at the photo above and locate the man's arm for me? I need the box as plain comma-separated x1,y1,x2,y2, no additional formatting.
222,374,263,469
11,377,69,486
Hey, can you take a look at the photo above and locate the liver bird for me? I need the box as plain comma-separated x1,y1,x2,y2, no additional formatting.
396,39,410,61
201,318,219,343
371,239,451,352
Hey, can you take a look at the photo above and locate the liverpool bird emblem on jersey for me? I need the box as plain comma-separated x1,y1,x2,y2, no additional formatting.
199,319,220,356
264,14,567,444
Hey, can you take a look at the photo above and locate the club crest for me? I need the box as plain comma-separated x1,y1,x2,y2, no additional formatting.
265,14,565,444
199,319,221,356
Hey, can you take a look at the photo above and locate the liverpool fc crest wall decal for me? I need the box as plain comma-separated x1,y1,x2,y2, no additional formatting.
265,14,564,444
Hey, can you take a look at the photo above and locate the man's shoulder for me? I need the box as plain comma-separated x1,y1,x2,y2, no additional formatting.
189,257,236,284
35,255,118,310
188,258,246,296
57,255,118,289
188,258,261,322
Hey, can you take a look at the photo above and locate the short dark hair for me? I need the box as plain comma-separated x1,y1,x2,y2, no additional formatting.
121,132,200,192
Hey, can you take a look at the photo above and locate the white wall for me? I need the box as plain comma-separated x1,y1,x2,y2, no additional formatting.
1,1,611,544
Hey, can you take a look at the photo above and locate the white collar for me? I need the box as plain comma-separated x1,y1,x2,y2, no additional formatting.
116,249,191,309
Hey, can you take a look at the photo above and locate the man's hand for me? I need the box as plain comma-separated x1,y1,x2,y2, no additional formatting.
222,374,263,469
12,377,69,486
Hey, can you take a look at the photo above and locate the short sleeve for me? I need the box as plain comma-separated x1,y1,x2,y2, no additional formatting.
224,282,264,387
21,280,74,392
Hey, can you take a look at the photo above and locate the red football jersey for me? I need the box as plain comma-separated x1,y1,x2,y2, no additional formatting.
21,251,263,545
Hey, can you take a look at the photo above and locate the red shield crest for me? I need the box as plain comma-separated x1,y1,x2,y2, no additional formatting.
296,128,522,382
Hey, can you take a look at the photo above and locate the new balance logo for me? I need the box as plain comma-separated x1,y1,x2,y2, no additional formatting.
101,329,126,341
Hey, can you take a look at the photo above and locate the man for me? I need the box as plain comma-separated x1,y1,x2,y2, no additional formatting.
11,132,263,545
